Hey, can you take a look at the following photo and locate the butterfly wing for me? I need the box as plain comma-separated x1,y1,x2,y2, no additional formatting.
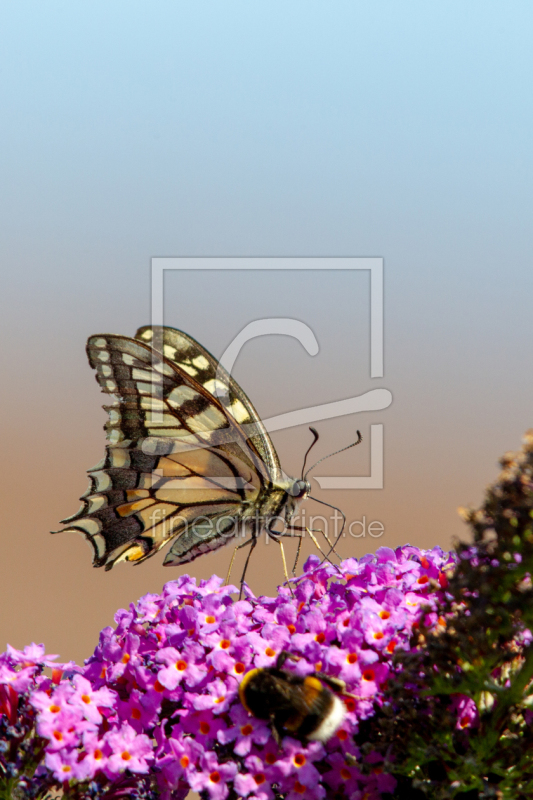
57,332,276,570
135,325,282,481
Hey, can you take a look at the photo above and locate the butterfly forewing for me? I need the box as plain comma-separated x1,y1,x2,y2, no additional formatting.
57,333,273,569
135,325,282,480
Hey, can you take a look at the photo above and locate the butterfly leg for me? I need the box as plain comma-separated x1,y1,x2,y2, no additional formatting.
316,526,340,560
238,532,258,600
225,536,255,587
308,523,342,561
292,535,302,576
277,539,295,598
267,526,304,593
285,525,340,569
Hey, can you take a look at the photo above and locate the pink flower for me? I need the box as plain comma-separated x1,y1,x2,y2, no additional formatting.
246,626,291,667
451,694,479,730
104,723,153,776
271,739,325,786
217,704,271,755
325,644,362,684
80,731,109,778
358,659,389,698
105,632,142,681
30,683,74,720
182,709,227,746
69,674,116,724
156,734,203,791
285,779,326,800
234,755,275,800
188,677,235,714
0,664,38,692
6,643,59,667
156,642,207,690
323,752,363,795
37,708,88,750
45,749,88,782
188,750,237,800
117,687,159,732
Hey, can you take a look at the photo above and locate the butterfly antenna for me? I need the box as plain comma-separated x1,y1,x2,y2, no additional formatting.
301,427,320,479
304,431,363,564
303,430,362,481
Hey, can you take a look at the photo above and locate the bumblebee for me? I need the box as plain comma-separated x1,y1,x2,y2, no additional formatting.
238,651,348,743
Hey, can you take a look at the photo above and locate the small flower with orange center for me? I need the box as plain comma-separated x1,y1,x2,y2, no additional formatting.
69,675,116,725
44,750,87,782
81,733,109,777
323,752,362,796
218,705,270,756
359,661,389,698
246,631,290,668
188,676,233,715
161,734,203,786
101,723,153,776
450,694,479,730
29,683,72,720
182,710,226,745
273,739,323,789
325,644,361,682
404,591,430,612
37,708,84,751
188,750,237,800
156,642,207,690
361,612,395,652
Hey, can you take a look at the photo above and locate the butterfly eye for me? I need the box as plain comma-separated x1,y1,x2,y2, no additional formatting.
289,480,310,499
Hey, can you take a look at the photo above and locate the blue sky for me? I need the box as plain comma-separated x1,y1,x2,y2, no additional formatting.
1,1,533,660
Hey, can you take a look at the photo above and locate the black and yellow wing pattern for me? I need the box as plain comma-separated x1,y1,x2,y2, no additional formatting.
57,326,306,571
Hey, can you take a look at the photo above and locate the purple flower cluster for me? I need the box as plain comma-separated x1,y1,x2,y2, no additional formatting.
0,546,456,800
0,644,154,800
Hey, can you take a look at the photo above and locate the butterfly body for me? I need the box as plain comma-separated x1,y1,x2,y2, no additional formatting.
57,326,309,573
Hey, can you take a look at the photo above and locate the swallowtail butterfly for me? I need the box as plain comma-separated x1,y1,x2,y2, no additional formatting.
56,326,313,582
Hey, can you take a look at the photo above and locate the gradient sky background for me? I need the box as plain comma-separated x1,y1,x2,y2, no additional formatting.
1,1,533,666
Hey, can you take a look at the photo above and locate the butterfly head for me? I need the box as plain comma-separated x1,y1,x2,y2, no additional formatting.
289,478,311,499
279,478,311,525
